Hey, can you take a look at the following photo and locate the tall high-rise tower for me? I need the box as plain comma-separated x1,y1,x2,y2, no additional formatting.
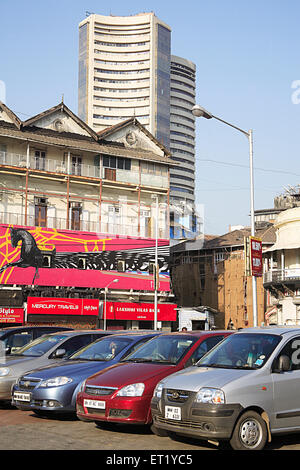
169,56,197,238
78,12,171,148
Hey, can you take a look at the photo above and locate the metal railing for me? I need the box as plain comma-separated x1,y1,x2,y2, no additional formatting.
0,211,168,238
0,152,168,188
263,268,300,283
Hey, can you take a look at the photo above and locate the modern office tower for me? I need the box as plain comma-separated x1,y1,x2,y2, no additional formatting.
169,55,197,237
78,12,171,148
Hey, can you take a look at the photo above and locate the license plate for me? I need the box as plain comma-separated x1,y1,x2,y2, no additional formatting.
13,392,31,402
165,405,181,420
84,399,106,410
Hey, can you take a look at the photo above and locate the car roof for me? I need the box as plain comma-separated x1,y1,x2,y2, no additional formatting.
158,330,230,338
45,330,111,337
0,326,72,333
234,326,300,336
93,331,160,340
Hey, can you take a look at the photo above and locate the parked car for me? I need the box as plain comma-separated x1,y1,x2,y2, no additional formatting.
12,331,160,415
0,329,121,401
76,330,232,430
150,326,300,450
0,326,73,355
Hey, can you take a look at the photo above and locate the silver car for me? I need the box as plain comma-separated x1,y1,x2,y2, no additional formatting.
151,327,300,450
0,330,116,401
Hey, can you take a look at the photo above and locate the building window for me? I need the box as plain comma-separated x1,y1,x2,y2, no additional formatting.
34,150,46,170
71,203,82,231
34,197,48,227
103,155,131,170
71,155,82,176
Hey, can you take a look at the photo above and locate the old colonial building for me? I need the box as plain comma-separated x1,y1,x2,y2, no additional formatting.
171,226,275,329
263,207,300,325
0,101,176,330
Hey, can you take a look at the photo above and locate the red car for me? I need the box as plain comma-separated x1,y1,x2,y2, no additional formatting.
76,330,232,429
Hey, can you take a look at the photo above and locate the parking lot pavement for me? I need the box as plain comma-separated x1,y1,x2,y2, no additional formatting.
0,404,211,451
2,404,300,451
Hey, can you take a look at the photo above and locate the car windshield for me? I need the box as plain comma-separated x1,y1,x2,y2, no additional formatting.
13,334,68,357
121,335,197,365
69,336,133,361
197,333,282,369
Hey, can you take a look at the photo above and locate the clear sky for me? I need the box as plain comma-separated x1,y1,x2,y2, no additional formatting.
1,0,299,235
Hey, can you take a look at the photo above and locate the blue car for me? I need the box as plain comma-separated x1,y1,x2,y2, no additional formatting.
12,332,159,416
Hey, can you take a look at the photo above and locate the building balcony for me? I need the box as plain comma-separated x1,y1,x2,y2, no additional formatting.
0,152,168,189
263,268,300,284
0,211,169,239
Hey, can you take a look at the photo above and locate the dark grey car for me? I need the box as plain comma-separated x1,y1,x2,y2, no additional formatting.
0,326,73,354
0,329,118,401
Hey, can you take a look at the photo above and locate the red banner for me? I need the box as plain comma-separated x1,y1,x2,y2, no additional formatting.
27,297,99,316
0,307,24,323
105,302,177,322
250,236,263,277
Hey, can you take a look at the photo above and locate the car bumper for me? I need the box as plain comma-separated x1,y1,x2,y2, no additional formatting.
0,377,18,400
151,396,243,441
11,384,76,413
76,392,152,425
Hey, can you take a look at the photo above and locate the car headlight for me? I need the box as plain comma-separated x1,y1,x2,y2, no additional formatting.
0,367,10,377
39,376,73,388
116,383,145,397
153,382,163,399
196,387,225,404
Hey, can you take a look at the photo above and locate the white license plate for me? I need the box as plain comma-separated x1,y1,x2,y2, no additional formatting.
84,399,106,410
14,392,31,402
165,405,181,420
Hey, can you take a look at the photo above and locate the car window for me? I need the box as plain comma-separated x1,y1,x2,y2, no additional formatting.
273,336,300,371
50,334,94,358
14,334,68,357
185,335,225,367
123,335,198,365
70,336,133,361
120,336,155,360
7,332,33,352
198,333,281,369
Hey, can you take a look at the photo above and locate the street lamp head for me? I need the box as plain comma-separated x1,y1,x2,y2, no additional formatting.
192,105,213,119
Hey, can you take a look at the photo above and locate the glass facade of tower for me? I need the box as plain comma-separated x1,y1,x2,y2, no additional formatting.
78,23,88,123
155,24,171,149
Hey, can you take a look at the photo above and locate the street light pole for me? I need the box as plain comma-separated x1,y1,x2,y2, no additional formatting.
151,194,159,330
192,105,258,327
103,278,119,331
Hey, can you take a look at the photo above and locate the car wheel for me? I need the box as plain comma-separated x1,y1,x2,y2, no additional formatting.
150,423,169,437
230,410,268,450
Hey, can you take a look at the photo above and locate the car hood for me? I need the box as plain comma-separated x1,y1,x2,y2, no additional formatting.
158,365,255,391
23,360,117,380
0,355,40,367
86,362,177,389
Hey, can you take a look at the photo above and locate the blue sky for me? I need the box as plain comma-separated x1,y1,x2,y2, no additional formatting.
1,0,299,235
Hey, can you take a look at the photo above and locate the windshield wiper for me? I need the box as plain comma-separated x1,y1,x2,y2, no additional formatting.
123,358,155,363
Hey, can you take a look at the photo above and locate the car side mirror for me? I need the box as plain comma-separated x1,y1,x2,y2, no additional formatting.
275,355,291,373
53,348,66,358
